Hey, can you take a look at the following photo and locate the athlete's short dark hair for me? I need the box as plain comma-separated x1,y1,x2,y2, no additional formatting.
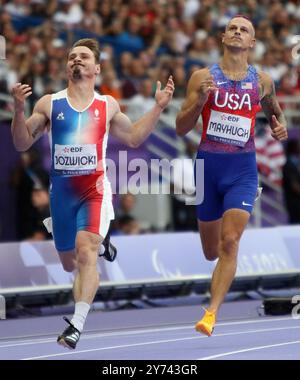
71,39,100,64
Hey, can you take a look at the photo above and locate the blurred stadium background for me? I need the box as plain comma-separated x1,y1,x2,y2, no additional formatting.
0,0,300,315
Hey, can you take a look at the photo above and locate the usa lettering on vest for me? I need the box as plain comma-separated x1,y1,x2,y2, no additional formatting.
214,91,252,111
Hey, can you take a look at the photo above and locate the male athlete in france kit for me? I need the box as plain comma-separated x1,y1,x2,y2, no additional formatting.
176,15,287,336
11,38,174,349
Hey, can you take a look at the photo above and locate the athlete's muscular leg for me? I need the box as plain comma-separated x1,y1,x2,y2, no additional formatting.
58,250,83,300
198,219,222,261
58,250,77,272
208,209,250,313
74,230,102,304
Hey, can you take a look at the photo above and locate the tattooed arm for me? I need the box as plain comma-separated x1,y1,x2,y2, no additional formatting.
11,85,50,151
259,71,288,141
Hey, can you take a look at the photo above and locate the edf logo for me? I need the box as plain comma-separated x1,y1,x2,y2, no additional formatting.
70,147,82,152
0,295,5,319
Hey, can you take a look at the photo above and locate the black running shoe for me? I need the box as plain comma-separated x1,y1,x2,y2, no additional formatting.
99,234,117,262
57,317,81,349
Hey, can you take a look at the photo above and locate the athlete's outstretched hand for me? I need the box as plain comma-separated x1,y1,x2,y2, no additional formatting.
198,74,218,103
155,76,175,110
271,115,288,141
11,83,32,109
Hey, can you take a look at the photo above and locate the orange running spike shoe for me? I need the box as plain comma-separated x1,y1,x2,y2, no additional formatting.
195,309,216,337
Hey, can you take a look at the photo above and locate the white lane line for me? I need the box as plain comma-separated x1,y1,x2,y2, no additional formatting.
2,325,192,349
22,325,300,360
0,316,294,348
198,340,300,360
0,338,54,348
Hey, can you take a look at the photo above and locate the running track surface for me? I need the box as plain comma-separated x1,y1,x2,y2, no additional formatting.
0,300,299,360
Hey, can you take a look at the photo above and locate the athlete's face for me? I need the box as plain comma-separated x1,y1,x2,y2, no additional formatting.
67,46,100,81
222,18,255,51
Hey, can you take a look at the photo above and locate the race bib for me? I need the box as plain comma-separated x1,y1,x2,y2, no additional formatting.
207,110,251,147
54,144,97,175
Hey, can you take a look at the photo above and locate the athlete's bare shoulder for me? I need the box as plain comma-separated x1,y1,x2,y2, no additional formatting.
188,68,211,87
105,94,119,107
257,70,273,100
184,68,211,96
105,95,121,121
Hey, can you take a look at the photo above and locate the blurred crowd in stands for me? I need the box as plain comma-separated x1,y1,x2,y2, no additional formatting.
0,0,300,111
1,0,300,240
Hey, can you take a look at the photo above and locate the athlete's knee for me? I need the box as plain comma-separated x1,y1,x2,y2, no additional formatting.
76,246,97,267
75,231,101,268
220,233,239,258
